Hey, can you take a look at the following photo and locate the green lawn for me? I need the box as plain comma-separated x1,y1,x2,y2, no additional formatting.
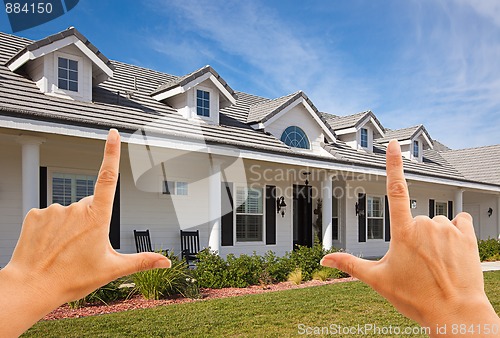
23,272,500,338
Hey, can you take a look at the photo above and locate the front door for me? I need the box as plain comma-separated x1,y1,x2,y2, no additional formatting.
293,185,313,248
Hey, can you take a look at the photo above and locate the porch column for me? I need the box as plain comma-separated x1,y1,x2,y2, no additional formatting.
322,173,333,250
17,135,45,218
208,159,222,253
455,189,464,215
497,195,500,240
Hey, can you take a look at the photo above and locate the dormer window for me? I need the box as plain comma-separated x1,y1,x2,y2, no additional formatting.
196,89,210,117
58,57,78,92
360,128,368,148
281,126,310,149
413,140,420,158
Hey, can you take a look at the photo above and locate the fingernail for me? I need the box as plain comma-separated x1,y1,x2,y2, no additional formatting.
387,140,400,155
107,129,119,145
320,257,335,268
153,258,171,269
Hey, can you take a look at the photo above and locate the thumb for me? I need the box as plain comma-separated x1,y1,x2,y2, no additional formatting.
114,252,171,278
321,252,376,283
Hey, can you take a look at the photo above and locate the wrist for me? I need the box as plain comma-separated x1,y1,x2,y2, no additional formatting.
423,294,500,337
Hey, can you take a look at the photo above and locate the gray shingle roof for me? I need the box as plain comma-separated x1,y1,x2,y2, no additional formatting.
151,65,237,100
377,125,433,146
321,111,384,133
440,145,500,185
0,30,498,188
5,27,114,71
323,141,465,181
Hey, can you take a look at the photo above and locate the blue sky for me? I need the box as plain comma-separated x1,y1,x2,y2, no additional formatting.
1,0,499,149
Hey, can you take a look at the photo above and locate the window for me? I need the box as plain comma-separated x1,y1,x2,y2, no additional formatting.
196,89,210,117
360,128,368,148
58,57,78,92
332,196,339,241
162,181,188,195
280,126,310,149
413,140,419,158
435,202,448,217
236,187,263,242
367,196,384,240
52,173,96,206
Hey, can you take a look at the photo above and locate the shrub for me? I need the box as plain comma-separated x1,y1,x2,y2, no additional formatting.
183,276,201,299
132,257,187,300
68,278,130,309
261,251,293,284
478,238,500,262
226,253,263,287
288,268,303,285
312,268,330,281
193,249,229,289
289,244,329,281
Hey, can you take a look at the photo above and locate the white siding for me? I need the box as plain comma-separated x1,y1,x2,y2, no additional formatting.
464,192,499,240
0,138,22,267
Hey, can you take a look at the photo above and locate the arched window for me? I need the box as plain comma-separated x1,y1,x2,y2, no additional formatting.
280,126,310,149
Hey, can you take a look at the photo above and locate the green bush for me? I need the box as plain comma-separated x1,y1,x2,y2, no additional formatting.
261,251,293,284
226,253,263,287
478,238,500,261
193,249,229,289
132,257,188,300
289,244,333,281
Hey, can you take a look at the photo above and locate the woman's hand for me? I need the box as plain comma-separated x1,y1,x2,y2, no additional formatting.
321,140,499,336
0,129,170,337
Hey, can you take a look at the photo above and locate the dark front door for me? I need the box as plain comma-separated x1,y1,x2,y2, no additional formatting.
293,185,313,248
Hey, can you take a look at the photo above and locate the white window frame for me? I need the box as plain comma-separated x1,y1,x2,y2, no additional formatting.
366,195,385,241
435,201,448,217
47,167,98,206
234,185,265,245
53,52,84,98
159,178,189,197
413,140,420,158
360,128,368,148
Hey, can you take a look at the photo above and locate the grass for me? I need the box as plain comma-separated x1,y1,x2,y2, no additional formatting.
23,271,500,338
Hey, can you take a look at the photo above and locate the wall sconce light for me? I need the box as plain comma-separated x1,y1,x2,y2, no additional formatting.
303,172,311,186
277,196,287,217
488,207,493,218
410,200,417,209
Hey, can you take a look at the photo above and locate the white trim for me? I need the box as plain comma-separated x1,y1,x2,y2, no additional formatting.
413,129,433,150
233,185,265,244
335,127,357,135
52,52,83,98
1,116,500,193
435,201,448,217
262,97,336,142
47,167,98,205
7,35,113,78
152,72,236,106
366,194,385,241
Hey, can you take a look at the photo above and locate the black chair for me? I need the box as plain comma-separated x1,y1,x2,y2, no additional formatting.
180,230,200,267
134,229,169,256
134,230,153,253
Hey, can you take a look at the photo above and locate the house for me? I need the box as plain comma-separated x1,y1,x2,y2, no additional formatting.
0,27,499,267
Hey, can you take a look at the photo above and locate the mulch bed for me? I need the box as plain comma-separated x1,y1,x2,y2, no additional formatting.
42,277,357,321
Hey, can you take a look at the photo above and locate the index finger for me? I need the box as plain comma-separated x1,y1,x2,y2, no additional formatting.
91,129,121,220
386,140,413,234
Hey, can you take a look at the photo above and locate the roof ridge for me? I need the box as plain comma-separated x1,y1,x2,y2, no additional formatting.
442,143,500,152
248,90,301,108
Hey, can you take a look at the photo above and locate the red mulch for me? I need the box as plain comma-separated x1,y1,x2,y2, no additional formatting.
42,277,357,321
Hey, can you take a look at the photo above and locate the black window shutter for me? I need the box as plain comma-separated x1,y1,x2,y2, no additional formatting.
109,175,120,249
358,193,366,242
429,199,435,218
385,195,391,242
39,167,47,209
265,185,277,245
448,201,453,220
221,182,234,246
